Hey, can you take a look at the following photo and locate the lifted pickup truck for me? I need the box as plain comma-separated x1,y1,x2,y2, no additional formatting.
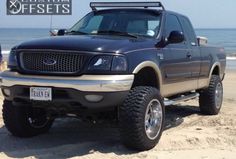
1,2,226,150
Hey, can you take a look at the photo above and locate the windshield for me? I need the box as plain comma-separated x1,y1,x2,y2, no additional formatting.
68,10,161,38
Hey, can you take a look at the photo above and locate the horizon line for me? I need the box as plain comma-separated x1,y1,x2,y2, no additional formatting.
0,27,236,30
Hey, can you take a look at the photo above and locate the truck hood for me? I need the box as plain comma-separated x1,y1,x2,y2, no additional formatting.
16,35,156,54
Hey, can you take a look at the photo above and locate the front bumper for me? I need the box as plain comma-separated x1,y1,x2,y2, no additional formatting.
0,71,134,109
0,71,134,92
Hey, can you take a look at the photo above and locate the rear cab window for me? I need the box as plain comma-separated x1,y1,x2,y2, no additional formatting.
179,16,198,46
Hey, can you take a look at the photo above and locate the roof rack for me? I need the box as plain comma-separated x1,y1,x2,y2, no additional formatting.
90,1,165,11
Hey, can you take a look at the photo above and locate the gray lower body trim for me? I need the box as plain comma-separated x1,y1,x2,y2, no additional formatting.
161,78,209,97
0,71,134,92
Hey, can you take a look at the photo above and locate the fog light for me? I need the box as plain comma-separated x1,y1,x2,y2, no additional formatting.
85,95,103,103
2,88,11,97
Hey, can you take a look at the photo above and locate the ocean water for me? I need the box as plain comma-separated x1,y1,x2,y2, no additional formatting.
195,29,236,55
0,28,49,51
0,28,236,53
0,28,236,69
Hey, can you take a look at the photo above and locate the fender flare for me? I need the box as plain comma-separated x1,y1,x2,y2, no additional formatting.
209,62,222,80
132,61,163,91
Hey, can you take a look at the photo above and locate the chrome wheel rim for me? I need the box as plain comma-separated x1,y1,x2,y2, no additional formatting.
215,82,223,109
145,99,163,140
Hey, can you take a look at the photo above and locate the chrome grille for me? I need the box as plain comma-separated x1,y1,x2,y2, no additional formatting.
20,52,86,74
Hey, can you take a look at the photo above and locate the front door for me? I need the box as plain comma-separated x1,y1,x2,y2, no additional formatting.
161,14,191,84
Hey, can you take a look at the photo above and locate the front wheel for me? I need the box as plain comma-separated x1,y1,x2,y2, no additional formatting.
2,100,54,137
119,86,165,151
199,75,223,115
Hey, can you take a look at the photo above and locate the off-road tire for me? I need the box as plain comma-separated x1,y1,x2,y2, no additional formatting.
199,75,223,115
2,100,53,137
119,86,165,151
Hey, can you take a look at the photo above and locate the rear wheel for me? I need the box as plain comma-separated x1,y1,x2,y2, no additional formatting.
199,75,223,115
119,86,165,151
2,100,53,137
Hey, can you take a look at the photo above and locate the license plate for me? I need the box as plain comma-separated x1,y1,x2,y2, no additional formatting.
30,87,52,101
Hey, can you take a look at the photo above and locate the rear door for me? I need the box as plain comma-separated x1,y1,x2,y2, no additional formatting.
179,16,201,79
161,14,191,84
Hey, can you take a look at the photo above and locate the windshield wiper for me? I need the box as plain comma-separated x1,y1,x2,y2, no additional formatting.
66,30,88,35
97,30,138,38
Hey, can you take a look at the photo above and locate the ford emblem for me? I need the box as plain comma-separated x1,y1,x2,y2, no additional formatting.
43,58,57,66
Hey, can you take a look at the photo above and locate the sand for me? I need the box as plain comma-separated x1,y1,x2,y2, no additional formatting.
0,70,236,159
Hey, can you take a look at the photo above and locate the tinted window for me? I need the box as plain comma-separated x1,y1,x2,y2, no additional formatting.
126,18,160,36
69,10,161,37
148,20,160,30
165,14,183,37
180,16,197,46
127,20,147,35
83,15,103,33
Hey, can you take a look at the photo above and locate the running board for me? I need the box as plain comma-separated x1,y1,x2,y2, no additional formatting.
164,93,199,106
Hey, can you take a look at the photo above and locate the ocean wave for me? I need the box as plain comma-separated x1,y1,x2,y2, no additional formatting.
226,57,236,60
2,50,10,54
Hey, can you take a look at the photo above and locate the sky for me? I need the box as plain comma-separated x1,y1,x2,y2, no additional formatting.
0,0,236,29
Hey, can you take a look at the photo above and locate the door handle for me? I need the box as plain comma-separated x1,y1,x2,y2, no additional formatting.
186,53,192,59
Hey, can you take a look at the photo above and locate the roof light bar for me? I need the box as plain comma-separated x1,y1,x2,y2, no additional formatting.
90,2,165,11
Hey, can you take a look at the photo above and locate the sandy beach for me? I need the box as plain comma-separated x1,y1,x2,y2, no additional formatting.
0,69,235,159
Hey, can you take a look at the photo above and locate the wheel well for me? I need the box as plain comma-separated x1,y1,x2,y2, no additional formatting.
212,66,220,75
132,67,159,89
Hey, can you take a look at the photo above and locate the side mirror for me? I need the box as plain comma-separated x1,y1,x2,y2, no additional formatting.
50,29,67,36
57,29,67,36
168,31,185,44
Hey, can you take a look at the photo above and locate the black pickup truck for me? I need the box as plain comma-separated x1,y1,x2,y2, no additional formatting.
0,2,226,151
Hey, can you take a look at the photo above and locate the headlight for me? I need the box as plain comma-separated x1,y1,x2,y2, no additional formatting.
8,50,18,70
88,55,112,71
88,55,127,72
111,56,127,71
